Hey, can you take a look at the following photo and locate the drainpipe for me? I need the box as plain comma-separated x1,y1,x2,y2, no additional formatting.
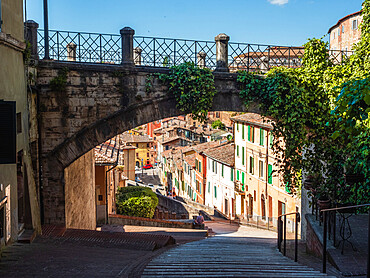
105,138,120,224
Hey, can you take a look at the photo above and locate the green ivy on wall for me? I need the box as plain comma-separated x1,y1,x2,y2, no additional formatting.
156,62,216,122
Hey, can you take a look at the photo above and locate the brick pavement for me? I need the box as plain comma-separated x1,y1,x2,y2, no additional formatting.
0,224,206,278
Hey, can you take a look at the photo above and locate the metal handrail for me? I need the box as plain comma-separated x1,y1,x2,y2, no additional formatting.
277,212,300,262
321,204,370,277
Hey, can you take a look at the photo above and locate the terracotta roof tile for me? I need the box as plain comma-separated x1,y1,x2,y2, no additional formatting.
231,113,273,129
202,142,235,167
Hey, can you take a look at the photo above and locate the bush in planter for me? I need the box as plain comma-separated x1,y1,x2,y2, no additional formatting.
116,187,158,218
117,196,157,218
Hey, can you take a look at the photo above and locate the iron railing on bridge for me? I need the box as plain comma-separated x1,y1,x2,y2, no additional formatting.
36,28,353,71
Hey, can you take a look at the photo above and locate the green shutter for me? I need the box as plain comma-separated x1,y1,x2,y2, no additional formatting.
237,123,239,131
222,165,224,177
214,186,217,198
270,133,273,148
237,145,239,156
199,161,202,172
248,125,251,141
268,164,273,184
231,168,234,181
237,170,240,180
260,129,264,146
242,147,245,165
242,124,245,139
242,172,245,185
208,182,210,193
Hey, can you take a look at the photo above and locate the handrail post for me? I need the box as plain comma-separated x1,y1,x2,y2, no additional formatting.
295,213,299,262
367,208,370,278
323,211,327,273
120,27,135,67
284,215,287,256
277,216,281,252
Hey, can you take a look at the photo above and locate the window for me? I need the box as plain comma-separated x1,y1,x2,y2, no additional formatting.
249,156,254,174
338,28,340,36
259,128,264,146
231,168,234,181
214,186,217,198
236,145,239,157
215,162,217,174
268,164,273,184
222,164,224,177
199,161,202,173
212,160,215,172
353,19,358,30
147,143,149,147
248,126,255,142
208,182,210,193
259,161,264,178
242,147,245,165
147,152,149,157
342,25,344,33
242,124,245,139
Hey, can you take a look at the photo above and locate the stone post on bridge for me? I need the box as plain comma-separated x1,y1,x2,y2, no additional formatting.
120,27,135,67
260,56,269,73
67,43,77,62
215,33,230,72
197,52,206,69
134,47,142,66
24,20,39,60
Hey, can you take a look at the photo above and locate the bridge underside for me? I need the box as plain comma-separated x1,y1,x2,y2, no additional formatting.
37,60,259,226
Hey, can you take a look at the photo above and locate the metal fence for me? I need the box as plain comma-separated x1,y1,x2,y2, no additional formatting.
37,29,353,71
37,29,121,63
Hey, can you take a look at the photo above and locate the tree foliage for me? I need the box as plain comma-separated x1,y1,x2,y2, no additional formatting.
211,120,226,130
237,0,370,203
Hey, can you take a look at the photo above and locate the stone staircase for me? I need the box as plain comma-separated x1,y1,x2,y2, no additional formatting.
142,236,335,277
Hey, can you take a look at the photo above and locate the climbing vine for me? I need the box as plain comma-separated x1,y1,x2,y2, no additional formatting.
156,62,216,122
49,67,69,92
237,0,370,203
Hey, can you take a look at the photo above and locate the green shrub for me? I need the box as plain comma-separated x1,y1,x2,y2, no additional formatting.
116,187,158,218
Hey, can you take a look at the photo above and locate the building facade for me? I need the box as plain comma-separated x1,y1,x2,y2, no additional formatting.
0,0,41,247
232,113,300,227
328,11,363,52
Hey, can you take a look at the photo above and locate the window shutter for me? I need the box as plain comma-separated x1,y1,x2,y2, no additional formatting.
268,164,273,184
248,125,251,141
242,147,245,165
260,129,264,146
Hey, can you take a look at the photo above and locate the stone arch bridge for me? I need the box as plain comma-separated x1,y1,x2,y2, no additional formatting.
37,60,255,227
27,23,313,228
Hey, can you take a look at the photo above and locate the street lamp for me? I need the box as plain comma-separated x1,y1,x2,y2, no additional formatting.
43,0,49,59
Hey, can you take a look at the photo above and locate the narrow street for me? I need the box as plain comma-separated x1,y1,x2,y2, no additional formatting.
142,222,336,278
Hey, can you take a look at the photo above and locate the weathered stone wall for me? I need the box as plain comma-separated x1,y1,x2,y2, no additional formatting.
64,149,96,230
36,60,258,225
109,214,193,229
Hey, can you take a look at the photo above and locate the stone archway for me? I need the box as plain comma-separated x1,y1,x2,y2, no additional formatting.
37,60,260,226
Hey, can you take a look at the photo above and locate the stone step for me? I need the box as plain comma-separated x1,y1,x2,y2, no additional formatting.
17,229,36,244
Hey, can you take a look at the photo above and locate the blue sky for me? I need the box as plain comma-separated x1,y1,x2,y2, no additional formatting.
25,0,364,46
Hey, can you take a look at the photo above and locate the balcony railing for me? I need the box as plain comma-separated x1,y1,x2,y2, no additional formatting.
33,27,353,72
